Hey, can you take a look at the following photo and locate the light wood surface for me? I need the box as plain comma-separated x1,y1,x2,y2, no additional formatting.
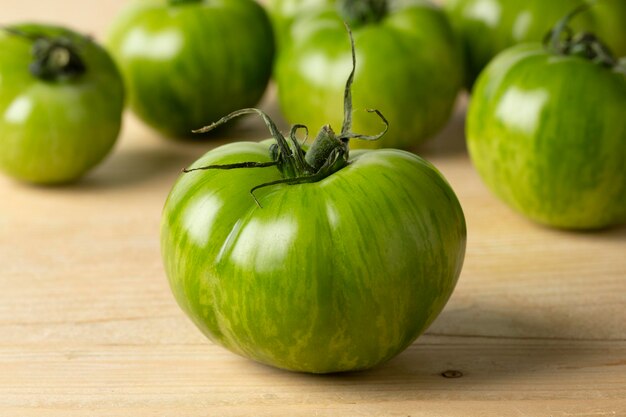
1,2,625,416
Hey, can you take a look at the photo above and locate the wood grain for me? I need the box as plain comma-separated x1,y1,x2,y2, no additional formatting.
1,2,625,416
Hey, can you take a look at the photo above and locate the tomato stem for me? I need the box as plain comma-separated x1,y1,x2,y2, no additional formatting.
31,38,86,81
543,3,620,70
183,161,279,173
1,26,87,81
193,108,306,180
337,0,388,27
184,24,388,207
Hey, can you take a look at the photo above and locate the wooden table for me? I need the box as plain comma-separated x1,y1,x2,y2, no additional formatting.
1,2,625,416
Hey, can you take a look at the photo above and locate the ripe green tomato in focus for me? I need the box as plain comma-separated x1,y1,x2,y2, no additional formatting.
467,42,626,229
0,24,124,184
444,0,626,88
107,0,274,137
161,141,466,373
162,26,466,372
275,0,464,150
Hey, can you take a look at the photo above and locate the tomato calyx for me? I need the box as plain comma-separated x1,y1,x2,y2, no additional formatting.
1,26,87,82
337,0,388,27
184,24,388,207
30,37,87,81
544,4,622,72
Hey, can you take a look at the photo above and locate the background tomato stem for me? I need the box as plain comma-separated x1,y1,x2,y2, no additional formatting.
1,26,87,81
544,3,619,70
336,0,388,27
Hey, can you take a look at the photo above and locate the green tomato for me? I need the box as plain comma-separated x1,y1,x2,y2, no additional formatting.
467,39,626,229
0,24,124,184
444,0,626,88
265,0,334,50
161,31,466,372
107,0,274,137
275,0,464,150
161,140,466,373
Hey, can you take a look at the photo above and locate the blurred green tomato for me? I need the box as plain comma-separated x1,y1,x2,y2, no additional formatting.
107,0,274,137
0,24,124,184
275,0,464,149
445,0,626,88
467,17,626,229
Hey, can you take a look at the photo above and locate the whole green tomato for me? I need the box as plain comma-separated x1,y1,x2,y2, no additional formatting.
0,24,124,184
161,33,466,373
444,0,626,88
275,0,464,150
107,0,274,138
467,16,626,229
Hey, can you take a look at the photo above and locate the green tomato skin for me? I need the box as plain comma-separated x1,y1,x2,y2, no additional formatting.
467,44,626,229
445,0,626,89
107,0,274,137
266,0,334,50
0,24,124,184
274,0,464,150
161,142,466,373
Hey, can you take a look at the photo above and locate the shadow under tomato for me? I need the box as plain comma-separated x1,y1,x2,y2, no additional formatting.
349,305,618,393
75,145,204,191
547,222,626,242
1,140,212,195
234,301,622,402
